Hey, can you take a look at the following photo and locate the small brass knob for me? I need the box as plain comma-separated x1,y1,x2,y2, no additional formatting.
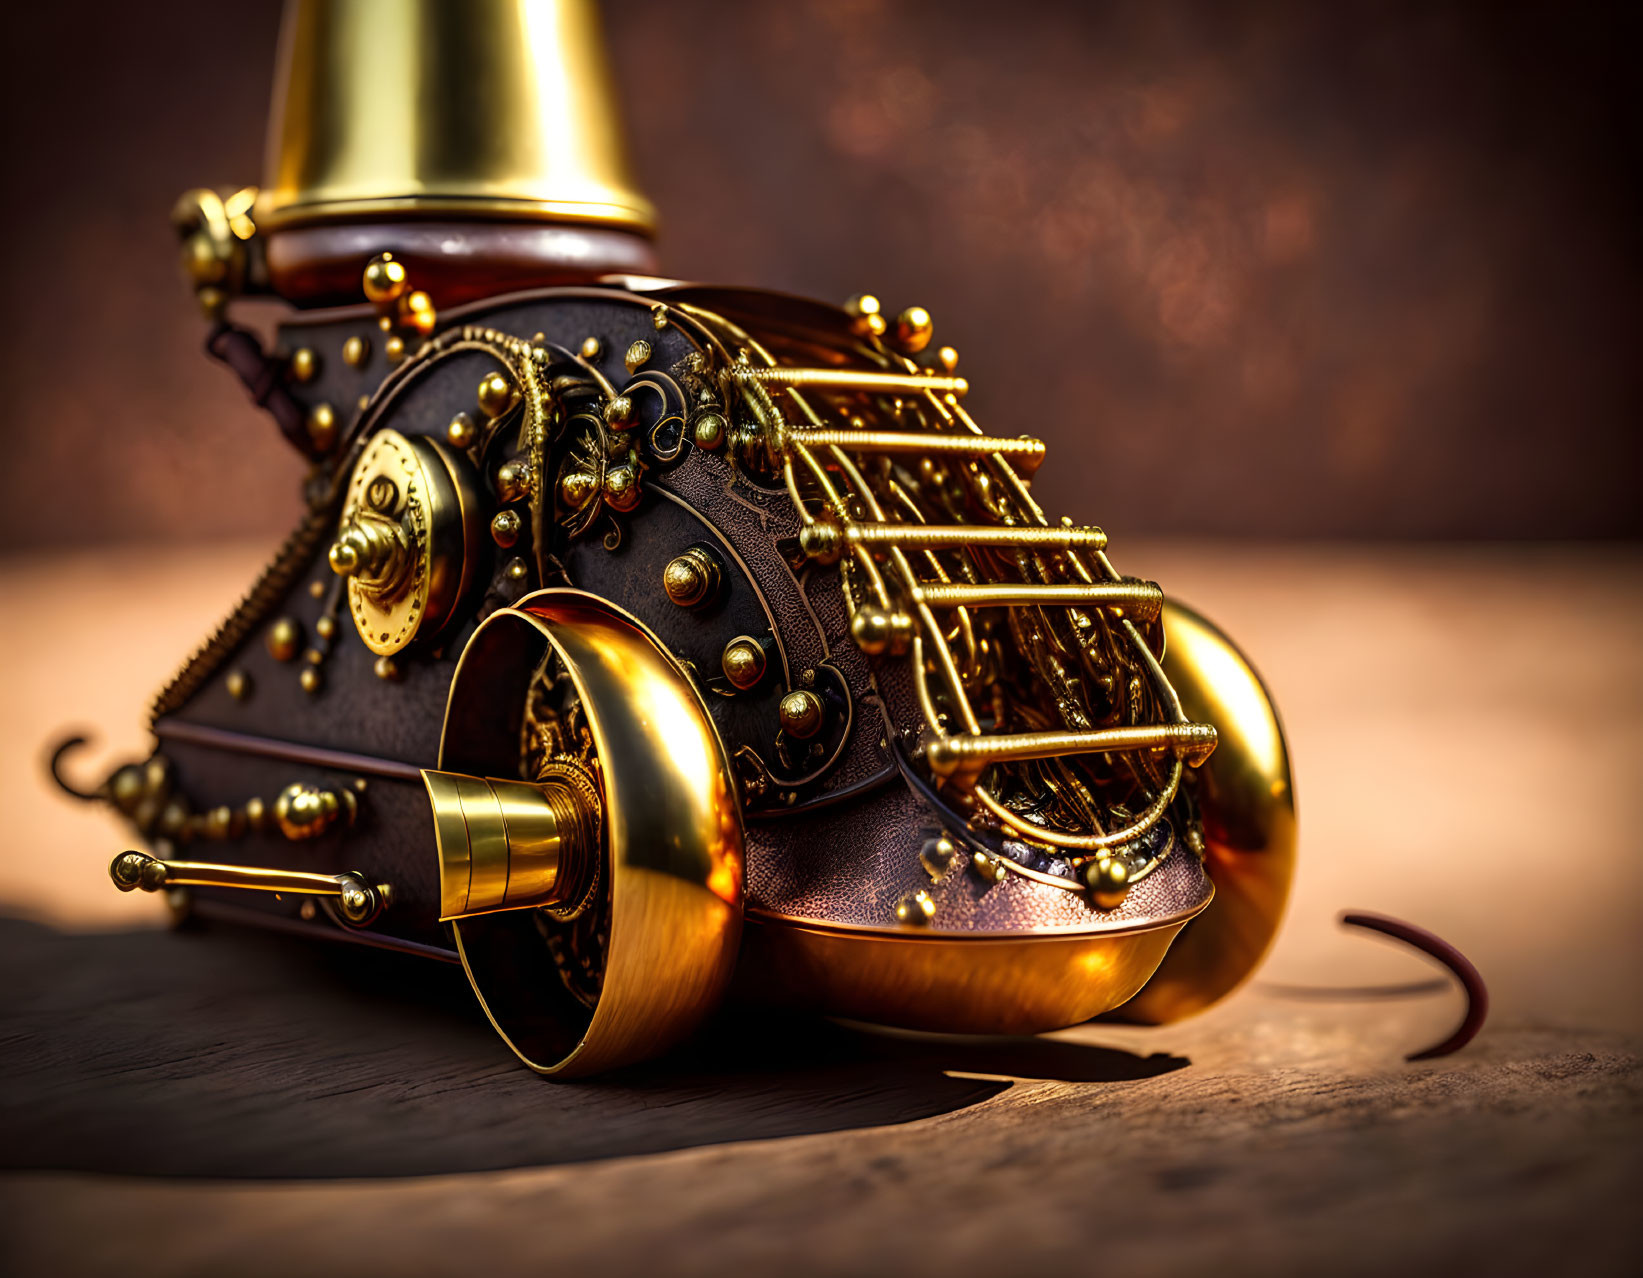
328,514,408,591
663,545,724,610
721,637,768,691
274,783,357,841
778,689,825,739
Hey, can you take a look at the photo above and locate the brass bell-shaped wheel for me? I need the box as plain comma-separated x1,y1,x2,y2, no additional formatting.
424,589,744,1077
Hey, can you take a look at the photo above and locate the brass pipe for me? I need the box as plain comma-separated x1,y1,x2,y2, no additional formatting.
734,367,968,396
846,523,1107,551
910,580,1163,617
927,723,1218,780
109,850,391,927
789,429,1043,474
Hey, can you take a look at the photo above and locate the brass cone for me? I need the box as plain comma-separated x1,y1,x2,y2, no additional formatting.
257,0,657,235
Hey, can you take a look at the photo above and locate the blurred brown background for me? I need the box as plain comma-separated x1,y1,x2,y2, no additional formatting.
0,0,1637,548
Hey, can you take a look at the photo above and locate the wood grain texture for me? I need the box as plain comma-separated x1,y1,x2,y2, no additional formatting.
1,542,1639,1276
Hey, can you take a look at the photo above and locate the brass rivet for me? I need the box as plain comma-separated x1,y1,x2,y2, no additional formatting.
308,581,326,599
373,655,401,682
1083,856,1132,910
267,618,302,663
110,765,146,813
603,464,640,512
798,522,842,564
299,667,323,695
920,835,958,880
692,410,726,451
662,545,723,609
307,402,337,452
315,616,337,641
492,509,522,548
559,470,597,508
299,899,317,921
778,689,825,739
845,293,887,338
503,557,530,584
447,411,478,449
205,805,236,840
225,670,252,701
624,340,652,374
403,289,436,335
603,394,635,429
895,889,936,926
850,606,913,656
478,371,513,418
893,306,933,353
384,334,406,365
342,335,369,368
936,344,960,373
288,347,319,383
496,459,532,503
362,253,407,306
721,637,767,691
580,335,602,360
244,796,266,831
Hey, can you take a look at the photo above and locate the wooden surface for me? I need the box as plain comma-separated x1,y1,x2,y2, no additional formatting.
1,541,1640,1276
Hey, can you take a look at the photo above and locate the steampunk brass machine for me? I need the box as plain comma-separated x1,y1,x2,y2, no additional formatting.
70,0,1295,1076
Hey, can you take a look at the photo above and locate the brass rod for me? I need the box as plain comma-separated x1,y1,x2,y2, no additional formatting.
109,850,391,925
735,367,968,395
910,580,1163,616
790,429,1043,472
927,723,1218,777
846,523,1107,551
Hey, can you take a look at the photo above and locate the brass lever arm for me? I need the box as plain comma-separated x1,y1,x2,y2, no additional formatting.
109,850,391,927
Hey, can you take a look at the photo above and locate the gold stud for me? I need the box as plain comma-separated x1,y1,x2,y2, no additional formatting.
205,805,238,840
362,253,407,307
244,796,266,831
603,464,641,512
299,667,323,694
850,606,913,656
158,800,190,838
491,509,522,548
373,655,401,682
778,689,826,739
342,335,369,368
692,410,726,451
225,670,252,701
477,371,513,418
920,835,958,880
1083,856,1132,910
504,557,531,585
936,345,959,373
559,470,598,508
274,782,353,840
496,459,532,503
378,315,394,333
299,899,317,921
305,402,337,452
798,522,842,564
580,336,603,360
447,411,478,449
893,306,934,353
895,889,936,926
624,340,652,374
315,616,336,641
603,394,635,429
844,293,887,338
661,545,723,609
308,581,326,599
721,637,768,690
385,334,406,365
402,289,436,335
110,765,146,813
288,347,319,383
357,394,370,411
267,618,302,662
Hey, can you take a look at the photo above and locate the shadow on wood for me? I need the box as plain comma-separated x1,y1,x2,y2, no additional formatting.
0,914,1185,1180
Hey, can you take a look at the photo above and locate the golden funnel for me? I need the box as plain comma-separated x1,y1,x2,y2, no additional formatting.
249,0,657,303
258,0,655,234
